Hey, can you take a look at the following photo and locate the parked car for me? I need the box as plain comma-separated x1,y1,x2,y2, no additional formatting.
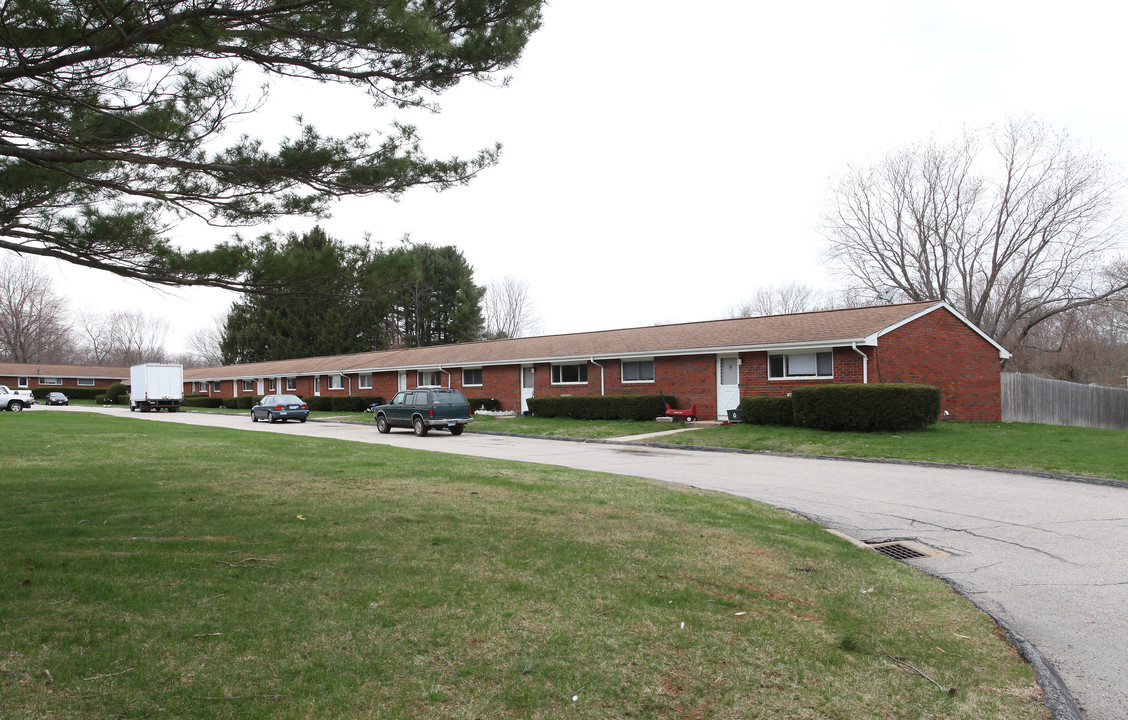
44,392,69,406
0,385,35,411
372,387,473,436
251,394,309,423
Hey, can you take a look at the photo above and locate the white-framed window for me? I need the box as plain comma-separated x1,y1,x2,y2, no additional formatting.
17,377,29,387
462,368,483,386
267,378,277,392
77,378,94,386
38,377,61,385
241,379,254,392
195,381,207,393
328,375,344,390
418,370,443,386
622,360,655,383
551,363,588,385
286,377,297,391
211,381,222,392
768,351,833,379
358,373,372,390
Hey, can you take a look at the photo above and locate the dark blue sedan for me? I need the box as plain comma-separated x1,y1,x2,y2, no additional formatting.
251,394,309,423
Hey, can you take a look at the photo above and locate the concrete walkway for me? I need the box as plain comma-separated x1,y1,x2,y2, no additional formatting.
60,407,1127,719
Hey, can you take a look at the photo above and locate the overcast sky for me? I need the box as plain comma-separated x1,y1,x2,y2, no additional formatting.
41,0,1128,354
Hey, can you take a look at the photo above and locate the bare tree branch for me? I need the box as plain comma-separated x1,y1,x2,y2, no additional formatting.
482,275,539,339
0,254,75,362
823,116,1128,347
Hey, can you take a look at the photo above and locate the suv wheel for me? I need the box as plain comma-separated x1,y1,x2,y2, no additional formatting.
412,416,428,437
376,415,390,434
449,424,464,436
8,401,24,412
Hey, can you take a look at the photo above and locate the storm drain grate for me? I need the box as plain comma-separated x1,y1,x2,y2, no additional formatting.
871,542,928,560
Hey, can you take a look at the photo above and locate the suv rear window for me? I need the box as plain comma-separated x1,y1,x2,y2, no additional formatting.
431,389,467,404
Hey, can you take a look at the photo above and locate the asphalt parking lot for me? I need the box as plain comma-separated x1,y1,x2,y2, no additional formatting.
60,406,1128,720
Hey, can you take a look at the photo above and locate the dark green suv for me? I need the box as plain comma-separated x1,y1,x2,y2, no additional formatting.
373,387,473,436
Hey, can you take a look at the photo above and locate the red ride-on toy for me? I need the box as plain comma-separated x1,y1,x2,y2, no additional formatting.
665,403,697,422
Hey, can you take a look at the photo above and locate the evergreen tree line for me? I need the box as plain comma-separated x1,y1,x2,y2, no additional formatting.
220,227,485,364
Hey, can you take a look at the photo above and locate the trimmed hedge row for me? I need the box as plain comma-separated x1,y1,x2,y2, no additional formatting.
183,395,227,408
739,396,794,426
793,383,941,431
740,384,942,432
466,397,502,412
526,394,672,422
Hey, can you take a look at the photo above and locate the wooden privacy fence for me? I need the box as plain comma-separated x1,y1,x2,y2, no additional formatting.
1001,373,1128,430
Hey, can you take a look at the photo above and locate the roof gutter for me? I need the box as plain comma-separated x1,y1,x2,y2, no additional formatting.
851,343,869,384
590,357,605,395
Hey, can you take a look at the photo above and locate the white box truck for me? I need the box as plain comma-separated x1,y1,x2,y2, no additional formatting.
129,363,184,413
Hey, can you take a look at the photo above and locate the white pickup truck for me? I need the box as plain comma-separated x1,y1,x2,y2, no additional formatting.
0,385,36,411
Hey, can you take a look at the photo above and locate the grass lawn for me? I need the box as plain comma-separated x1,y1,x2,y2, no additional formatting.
0,413,1048,719
647,421,1128,482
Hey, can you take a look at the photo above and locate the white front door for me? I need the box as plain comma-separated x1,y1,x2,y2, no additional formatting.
398,372,407,392
520,366,535,414
717,356,740,420
314,376,321,396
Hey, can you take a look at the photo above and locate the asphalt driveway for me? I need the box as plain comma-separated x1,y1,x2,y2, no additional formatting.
64,407,1127,720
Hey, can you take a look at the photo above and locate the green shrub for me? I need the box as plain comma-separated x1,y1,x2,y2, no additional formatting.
791,383,941,432
527,394,672,422
740,395,794,426
182,395,226,408
235,395,260,409
466,397,502,412
303,396,333,412
102,382,128,405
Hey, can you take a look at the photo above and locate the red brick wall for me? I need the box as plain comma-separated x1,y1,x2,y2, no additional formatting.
738,347,872,397
871,308,1003,422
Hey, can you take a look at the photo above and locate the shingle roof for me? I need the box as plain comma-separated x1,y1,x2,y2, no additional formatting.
185,301,970,380
0,363,130,379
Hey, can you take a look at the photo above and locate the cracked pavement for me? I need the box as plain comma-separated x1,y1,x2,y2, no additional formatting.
65,407,1127,720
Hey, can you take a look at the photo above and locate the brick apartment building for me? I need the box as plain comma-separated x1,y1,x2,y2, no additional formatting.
182,301,1010,422
0,364,129,391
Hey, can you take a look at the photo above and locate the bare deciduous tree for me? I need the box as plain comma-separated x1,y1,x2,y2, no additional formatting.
482,276,540,339
727,282,826,318
184,313,229,368
823,116,1128,348
1009,301,1128,386
76,310,169,366
0,255,74,362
